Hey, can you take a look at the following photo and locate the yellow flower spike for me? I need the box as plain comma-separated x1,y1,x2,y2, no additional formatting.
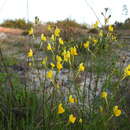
70,47,78,56
41,34,47,41
79,118,83,123
113,106,121,117
93,21,99,28
57,103,65,114
27,48,33,57
54,28,60,37
68,95,75,103
100,91,108,99
78,63,85,72
57,62,63,71
83,41,89,49
59,37,64,45
56,55,62,63
47,25,51,31
28,27,33,35
51,34,55,41
108,25,114,32
47,43,52,51
46,70,53,79
69,114,76,124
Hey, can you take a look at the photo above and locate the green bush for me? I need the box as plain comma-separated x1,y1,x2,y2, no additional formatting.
1,19,33,29
115,18,130,29
47,18,87,29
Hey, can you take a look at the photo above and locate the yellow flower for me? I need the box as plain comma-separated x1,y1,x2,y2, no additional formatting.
51,34,55,41
79,118,82,123
113,106,121,117
57,62,63,71
28,27,33,35
123,64,130,79
93,39,98,44
114,109,121,117
27,49,33,57
48,25,51,31
50,62,55,69
83,41,89,48
46,70,53,79
57,103,65,114
56,55,62,63
47,43,52,51
69,114,76,124
41,34,47,41
108,25,114,32
69,95,75,103
41,57,48,65
78,63,85,72
70,47,78,56
54,28,60,37
62,50,70,62
100,91,108,99
93,21,99,28
59,37,64,45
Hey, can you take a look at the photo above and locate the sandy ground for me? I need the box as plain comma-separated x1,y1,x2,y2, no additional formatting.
0,27,24,35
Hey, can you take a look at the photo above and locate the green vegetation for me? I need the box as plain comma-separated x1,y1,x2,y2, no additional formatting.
0,19,33,30
115,18,130,29
48,18,88,29
0,17,130,130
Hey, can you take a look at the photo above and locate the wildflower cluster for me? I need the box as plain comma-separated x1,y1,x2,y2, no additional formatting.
122,64,130,79
24,18,127,129
113,106,122,117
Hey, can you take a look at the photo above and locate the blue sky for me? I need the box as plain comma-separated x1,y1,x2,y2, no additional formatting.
0,0,129,25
